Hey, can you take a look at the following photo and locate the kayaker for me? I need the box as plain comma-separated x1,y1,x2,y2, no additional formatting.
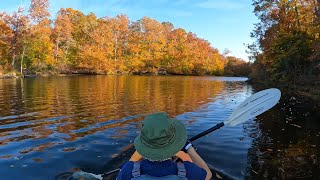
117,112,212,180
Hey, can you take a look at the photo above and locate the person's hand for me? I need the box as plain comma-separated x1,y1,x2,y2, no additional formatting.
129,151,143,162
175,151,192,162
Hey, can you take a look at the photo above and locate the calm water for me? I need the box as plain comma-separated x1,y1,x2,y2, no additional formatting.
1,76,317,179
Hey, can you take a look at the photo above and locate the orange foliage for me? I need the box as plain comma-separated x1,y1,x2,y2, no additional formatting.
0,0,237,76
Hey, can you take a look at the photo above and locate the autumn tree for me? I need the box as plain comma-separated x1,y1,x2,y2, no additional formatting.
127,19,145,72
52,8,76,70
250,0,320,85
165,28,224,75
142,17,166,71
224,56,251,77
127,17,167,73
108,15,129,72
0,8,30,74
28,0,53,70
1,0,230,76
0,14,13,68
165,28,188,74
78,15,130,73
58,8,88,69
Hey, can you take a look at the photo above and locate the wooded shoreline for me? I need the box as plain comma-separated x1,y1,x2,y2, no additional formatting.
1,0,319,99
0,0,250,79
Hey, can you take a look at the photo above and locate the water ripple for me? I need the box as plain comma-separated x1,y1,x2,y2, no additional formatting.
0,76,251,179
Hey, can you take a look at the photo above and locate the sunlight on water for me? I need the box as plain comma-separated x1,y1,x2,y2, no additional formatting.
0,76,252,179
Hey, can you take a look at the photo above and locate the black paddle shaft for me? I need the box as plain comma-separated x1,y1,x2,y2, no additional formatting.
189,122,224,142
103,168,120,176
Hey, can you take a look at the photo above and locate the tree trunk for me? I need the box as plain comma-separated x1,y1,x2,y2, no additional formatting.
114,34,118,71
20,46,26,77
64,46,69,69
12,54,16,68
55,40,59,62
114,35,118,61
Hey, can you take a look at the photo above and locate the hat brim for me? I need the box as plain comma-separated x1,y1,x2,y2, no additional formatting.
134,118,187,161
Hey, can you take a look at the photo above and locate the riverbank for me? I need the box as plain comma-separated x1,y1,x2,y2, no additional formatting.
250,77,320,101
0,69,174,79
0,71,18,79
0,70,104,79
0,69,222,79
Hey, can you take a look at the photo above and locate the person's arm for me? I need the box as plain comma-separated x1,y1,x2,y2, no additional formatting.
129,151,143,162
186,146,212,180
175,151,193,162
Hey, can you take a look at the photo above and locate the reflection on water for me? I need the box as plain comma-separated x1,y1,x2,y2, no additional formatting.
2,76,254,179
0,76,225,141
245,96,320,179
5,75,318,179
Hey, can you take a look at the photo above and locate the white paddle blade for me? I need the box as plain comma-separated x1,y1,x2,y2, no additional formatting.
224,88,281,126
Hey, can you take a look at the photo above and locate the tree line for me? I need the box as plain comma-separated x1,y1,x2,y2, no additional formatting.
0,0,251,77
249,0,320,91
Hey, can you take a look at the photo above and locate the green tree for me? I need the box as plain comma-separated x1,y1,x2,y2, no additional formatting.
267,32,312,85
250,0,320,85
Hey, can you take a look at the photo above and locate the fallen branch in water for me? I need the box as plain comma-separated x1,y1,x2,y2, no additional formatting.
290,124,302,128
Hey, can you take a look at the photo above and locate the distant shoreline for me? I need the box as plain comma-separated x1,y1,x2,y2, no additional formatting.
0,70,249,79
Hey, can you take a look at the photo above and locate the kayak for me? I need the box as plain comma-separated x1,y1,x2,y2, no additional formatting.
56,145,235,180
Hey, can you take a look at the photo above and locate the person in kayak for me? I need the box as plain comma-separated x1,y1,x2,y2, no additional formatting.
117,112,212,180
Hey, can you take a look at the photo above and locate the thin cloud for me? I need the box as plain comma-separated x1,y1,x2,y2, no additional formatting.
172,0,190,6
196,0,245,10
169,10,192,17
89,1,129,15
47,0,192,19
0,0,30,14
99,1,192,19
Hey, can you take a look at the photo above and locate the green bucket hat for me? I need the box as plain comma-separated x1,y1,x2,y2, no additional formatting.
134,112,187,161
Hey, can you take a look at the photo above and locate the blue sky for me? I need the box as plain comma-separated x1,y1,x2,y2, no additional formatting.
0,0,257,61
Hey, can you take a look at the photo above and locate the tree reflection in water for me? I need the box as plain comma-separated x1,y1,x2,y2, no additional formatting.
245,96,320,179
0,76,252,179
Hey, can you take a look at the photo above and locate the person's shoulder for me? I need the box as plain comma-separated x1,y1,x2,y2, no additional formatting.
117,161,134,180
183,161,207,180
